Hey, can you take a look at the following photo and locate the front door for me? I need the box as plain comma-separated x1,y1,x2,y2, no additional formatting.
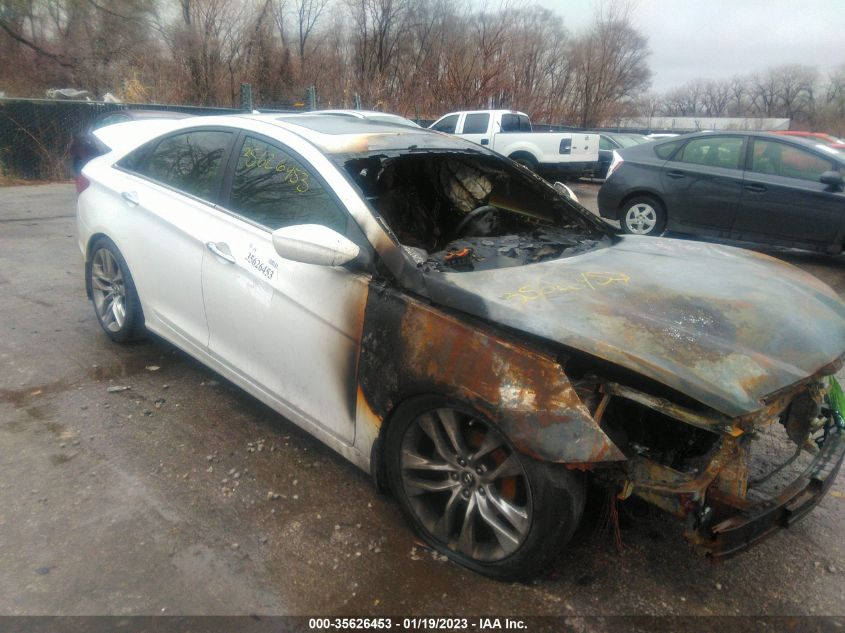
459,113,492,147
200,133,371,444
733,138,844,246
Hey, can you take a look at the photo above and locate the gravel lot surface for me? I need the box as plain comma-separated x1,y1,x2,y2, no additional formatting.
1,182,844,617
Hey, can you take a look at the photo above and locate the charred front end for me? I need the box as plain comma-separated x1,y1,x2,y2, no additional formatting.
571,361,845,559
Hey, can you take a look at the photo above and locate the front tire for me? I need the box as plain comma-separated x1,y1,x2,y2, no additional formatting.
621,195,666,235
385,396,585,581
510,153,539,174
88,237,145,343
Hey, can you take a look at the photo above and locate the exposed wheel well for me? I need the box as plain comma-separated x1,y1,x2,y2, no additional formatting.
508,151,539,169
84,232,109,299
618,191,665,215
370,392,439,492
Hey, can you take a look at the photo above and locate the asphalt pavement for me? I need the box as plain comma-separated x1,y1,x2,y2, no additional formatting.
1,182,844,617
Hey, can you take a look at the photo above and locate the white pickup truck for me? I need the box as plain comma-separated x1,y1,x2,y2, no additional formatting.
430,109,600,178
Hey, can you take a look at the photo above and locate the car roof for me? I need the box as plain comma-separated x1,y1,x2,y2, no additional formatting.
624,130,845,162
180,112,481,154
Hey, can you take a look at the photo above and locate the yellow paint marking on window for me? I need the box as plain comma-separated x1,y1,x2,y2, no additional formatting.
241,145,311,193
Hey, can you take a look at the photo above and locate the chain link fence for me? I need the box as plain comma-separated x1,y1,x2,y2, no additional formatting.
0,98,300,181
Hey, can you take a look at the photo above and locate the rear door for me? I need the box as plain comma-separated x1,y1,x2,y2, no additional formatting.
660,135,746,231
200,132,372,444
114,128,235,349
733,138,845,246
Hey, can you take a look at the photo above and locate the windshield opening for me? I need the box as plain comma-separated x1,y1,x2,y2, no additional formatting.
337,149,612,272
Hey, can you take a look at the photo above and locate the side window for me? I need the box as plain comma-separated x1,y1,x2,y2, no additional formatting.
750,140,835,181
500,114,517,132
599,136,614,151
518,115,531,131
228,136,346,232
462,113,490,134
677,136,744,169
654,139,682,159
128,130,232,200
431,114,459,133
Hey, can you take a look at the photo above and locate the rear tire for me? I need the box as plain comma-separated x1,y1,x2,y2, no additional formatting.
88,237,145,343
621,195,666,236
385,396,585,581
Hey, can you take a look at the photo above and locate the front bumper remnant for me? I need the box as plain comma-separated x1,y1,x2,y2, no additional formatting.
694,423,845,560
613,376,845,560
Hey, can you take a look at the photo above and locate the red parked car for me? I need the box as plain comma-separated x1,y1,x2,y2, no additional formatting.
772,130,845,150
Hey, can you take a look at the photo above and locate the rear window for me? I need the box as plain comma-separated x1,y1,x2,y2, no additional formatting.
654,140,682,160
120,130,232,201
500,114,531,133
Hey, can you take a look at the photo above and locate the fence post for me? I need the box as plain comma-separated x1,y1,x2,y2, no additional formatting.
240,83,253,111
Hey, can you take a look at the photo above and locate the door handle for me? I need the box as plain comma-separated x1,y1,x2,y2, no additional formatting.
480,138,489,145
121,191,139,205
744,184,767,193
666,170,685,179
206,242,236,264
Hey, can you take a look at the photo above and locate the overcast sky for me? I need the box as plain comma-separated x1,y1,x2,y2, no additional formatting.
533,0,844,93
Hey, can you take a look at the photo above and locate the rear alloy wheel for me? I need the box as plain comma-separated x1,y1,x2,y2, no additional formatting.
89,238,145,343
621,195,666,235
386,397,585,580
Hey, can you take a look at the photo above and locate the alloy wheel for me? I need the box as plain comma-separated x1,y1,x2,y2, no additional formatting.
399,408,532,562
91,248,127,333
624,202,658,234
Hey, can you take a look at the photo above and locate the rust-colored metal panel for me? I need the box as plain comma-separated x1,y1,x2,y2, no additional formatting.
425,236,845,418
357,284,625,464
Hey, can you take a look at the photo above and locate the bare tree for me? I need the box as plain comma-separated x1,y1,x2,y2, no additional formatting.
569,2,651,127
292,0,329,74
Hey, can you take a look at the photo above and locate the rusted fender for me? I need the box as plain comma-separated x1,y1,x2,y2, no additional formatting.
357,284,625,464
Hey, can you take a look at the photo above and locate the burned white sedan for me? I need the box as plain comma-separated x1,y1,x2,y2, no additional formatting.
77,114,845,580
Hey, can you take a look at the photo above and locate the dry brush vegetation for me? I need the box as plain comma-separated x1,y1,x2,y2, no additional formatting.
0,0,843,132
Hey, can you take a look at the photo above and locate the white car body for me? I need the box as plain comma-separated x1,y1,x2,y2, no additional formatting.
78,114,390,469
92,119,186,154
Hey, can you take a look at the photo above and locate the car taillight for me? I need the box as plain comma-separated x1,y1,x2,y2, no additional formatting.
75,174,90,194
607,151,624,178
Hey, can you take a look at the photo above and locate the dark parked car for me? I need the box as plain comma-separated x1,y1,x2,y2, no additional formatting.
592,132,651,178
598,131,845,253
71,109,190,176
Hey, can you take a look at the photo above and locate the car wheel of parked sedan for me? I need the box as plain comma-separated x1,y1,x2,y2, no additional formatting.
88,237,145,343
385,396,585,581
621,196,666,236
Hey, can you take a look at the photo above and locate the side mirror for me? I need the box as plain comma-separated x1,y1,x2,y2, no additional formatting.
820,170,844,190
552,181,580,204
271,224,360,267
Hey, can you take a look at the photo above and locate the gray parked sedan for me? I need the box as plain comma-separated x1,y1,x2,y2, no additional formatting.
597,131,845,253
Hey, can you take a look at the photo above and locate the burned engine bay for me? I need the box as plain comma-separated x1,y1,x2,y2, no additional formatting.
341,150,612,272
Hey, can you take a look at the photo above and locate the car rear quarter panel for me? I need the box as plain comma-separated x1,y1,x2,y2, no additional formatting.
598,163,666,220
